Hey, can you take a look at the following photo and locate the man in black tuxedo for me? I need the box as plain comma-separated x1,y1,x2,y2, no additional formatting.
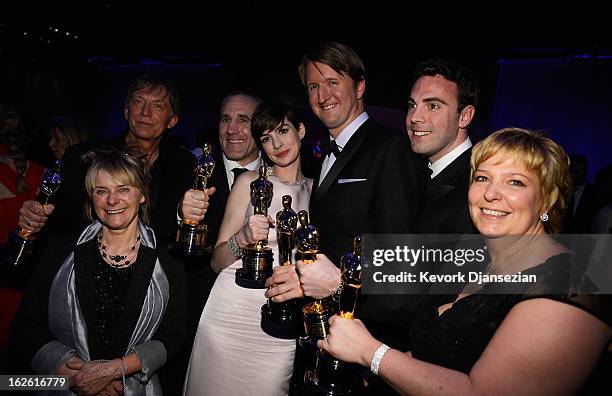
407,59,479,234
296,42,425,351
166,92,262,394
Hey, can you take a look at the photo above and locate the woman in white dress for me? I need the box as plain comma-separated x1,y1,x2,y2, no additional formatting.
184,100,311,395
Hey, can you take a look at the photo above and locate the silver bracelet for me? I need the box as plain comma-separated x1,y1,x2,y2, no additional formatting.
227,234,243,258
370,343,390,376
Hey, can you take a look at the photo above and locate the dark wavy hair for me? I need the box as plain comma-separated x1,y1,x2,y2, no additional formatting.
251,99,303,143
413,58,480,114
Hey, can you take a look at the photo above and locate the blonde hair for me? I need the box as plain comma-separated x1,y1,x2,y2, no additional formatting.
470,128,571,233
82,147,150,224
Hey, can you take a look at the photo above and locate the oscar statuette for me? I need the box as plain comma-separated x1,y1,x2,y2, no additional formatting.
295,210,336,339
235,164,274,288
261,195,301,338
294,210,336,387
310,235,364,395
175,143,216,255
3,159,63,271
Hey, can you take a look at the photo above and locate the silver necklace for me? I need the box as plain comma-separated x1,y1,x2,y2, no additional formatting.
267,167,306,186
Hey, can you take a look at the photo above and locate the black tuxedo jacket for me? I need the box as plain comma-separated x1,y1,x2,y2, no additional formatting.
309,118,426,349
310,119,425,263
418,148,477,234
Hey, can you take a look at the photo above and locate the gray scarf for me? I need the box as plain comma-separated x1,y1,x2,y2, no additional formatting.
32,221,168,396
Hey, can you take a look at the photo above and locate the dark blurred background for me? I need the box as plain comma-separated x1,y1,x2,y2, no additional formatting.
1,1,611,180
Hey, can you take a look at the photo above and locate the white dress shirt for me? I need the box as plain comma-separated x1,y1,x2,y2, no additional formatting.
319,112,369,185
429,138,472,179
223,154,262,189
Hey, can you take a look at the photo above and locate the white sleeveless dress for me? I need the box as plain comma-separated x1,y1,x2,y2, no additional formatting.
184,176,310,396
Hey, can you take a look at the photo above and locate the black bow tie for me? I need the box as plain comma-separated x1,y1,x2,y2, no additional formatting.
322,140,341,158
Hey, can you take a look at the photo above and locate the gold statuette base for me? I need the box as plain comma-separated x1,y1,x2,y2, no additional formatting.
309,349,363,395
302,298,336,340
175,222,209,256
261,299,300,339
235,247,273,289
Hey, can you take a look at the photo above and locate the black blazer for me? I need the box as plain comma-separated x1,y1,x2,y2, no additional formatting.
44,132,195,244
9,234,187,372
309,118,426,349
310,118,426,263
418,148,477,234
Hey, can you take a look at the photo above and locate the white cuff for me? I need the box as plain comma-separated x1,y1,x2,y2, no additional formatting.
370,343,390,376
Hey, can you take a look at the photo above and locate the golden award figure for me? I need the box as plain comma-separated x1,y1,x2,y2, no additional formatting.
261,195,301,338
175,143,215,255
310,235,364,395
294,210,337,387
4,159,63,269
295,210,335,340
235,164,274,288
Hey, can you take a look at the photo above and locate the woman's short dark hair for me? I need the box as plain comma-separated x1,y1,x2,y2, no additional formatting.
251,99,303,144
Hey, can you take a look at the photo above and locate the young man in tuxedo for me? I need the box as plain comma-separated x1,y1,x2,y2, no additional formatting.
407,58,479,234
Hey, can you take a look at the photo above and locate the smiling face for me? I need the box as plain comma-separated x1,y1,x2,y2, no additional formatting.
468,152,545,238
218,94,260,166
259,117,304,168
406,74,474,163
124,87,178,142
305,61,365,138
92,170,145,231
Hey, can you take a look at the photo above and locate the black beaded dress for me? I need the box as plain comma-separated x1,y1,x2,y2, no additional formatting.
409,253,611,387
